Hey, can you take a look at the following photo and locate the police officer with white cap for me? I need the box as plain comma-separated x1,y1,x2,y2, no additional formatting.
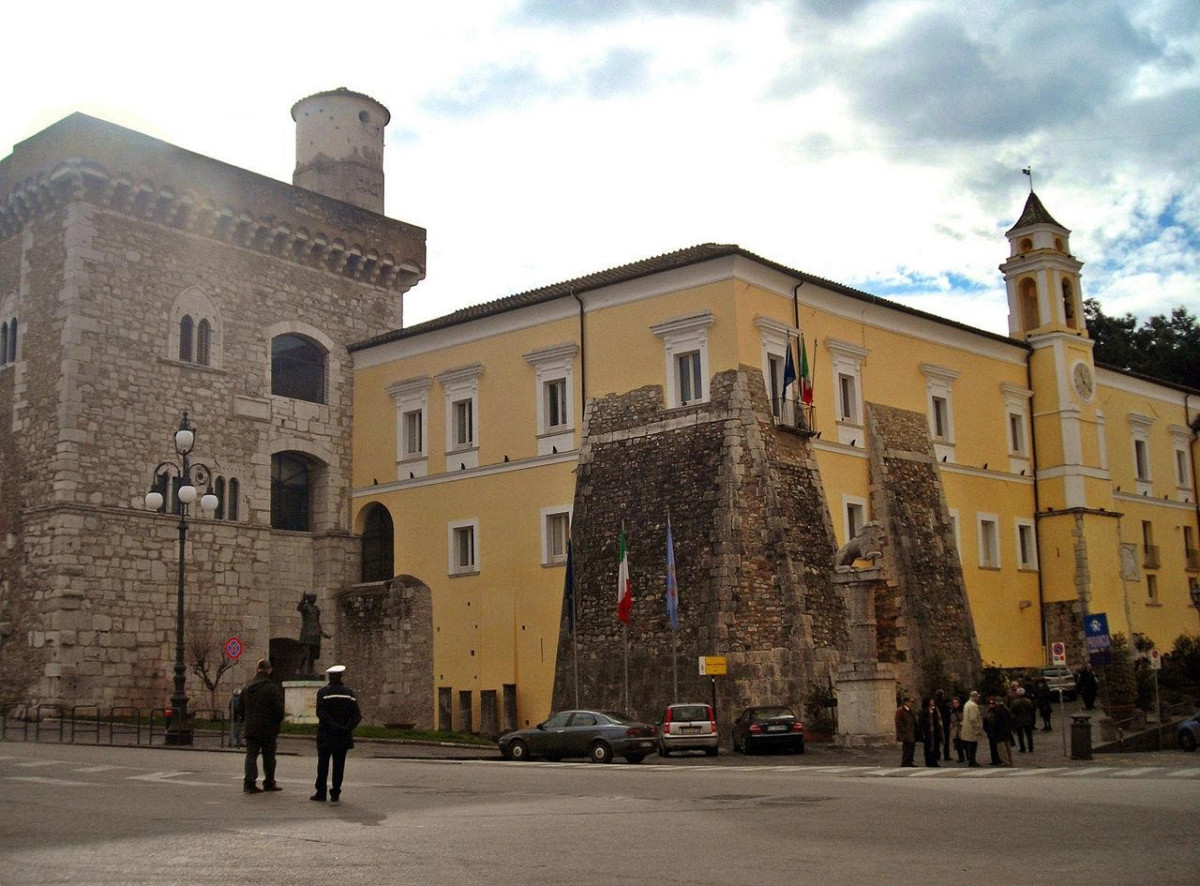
311,664,362,803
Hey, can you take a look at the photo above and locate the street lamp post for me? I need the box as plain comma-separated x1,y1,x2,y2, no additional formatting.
1190,579,1200,625
144,412,219,746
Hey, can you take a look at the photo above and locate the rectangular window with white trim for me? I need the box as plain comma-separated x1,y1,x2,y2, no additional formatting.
542,508,571,566
449,520,479,575
1016,520,1037,570
978,515,1000,569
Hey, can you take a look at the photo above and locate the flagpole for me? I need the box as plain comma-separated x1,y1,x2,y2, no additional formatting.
622,520,630,713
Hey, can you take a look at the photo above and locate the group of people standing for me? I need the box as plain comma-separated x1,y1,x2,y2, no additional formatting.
228,658,362,802
895,678,1057,768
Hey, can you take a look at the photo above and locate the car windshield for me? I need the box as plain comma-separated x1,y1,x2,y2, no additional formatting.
602,712,639,725
754,707,794,719
669,705,711,721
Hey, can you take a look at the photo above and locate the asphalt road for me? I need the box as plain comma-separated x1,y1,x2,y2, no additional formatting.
2,738,1197,886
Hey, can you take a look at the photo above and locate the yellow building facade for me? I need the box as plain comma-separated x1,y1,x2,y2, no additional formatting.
350,194,1200,732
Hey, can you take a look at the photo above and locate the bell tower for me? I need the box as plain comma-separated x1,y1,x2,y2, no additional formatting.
1002,191,1119,652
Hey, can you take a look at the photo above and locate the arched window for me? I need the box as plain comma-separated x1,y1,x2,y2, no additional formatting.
1019,278,1039,331
179,315,194,362
1,322,7,365
228,478,240,521
8,319,14,362
271,334,326,403
361,504,395,583
271,452,312,531
197,319,212,366
214,477,226,520
1062,279,1076,326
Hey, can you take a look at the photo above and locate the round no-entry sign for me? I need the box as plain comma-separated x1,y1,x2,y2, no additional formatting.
224,636,244,661
1051,641,1066,665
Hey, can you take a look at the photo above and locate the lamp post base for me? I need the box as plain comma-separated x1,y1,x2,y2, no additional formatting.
164,729,194,747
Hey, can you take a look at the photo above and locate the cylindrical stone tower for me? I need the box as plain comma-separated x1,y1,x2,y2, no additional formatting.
291,88,390,214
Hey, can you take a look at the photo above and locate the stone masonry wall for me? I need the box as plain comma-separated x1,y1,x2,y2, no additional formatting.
0,121,421,713
335,575,433,728
554,366,847,733
865,403,982,692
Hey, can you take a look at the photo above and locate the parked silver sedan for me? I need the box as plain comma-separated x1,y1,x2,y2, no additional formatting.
498,710,658,763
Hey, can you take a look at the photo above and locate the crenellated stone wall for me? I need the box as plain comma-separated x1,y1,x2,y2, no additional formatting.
554,366,848,731
0,112,423,715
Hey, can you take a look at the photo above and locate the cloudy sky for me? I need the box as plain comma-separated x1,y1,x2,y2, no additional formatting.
4,0,1197,333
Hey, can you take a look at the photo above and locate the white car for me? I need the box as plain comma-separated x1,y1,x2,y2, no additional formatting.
658,703,719,756
1040,666,1076,701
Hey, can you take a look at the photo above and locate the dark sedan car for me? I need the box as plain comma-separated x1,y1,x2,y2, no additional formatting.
498,709,658,763
1179,712,1200,752
732,705,806,754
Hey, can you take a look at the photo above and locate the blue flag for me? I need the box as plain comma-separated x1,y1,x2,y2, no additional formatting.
782,339,797,391
666,520,679,631
564,540,575,634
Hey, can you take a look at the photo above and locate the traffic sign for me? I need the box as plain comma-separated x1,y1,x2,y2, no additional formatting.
1148,648,1162,670
1050,641,1066,666
1084,613,1111,665
698,655,727,676
224,636,244,661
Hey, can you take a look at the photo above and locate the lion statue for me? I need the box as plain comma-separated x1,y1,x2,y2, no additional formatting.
833,521,885,571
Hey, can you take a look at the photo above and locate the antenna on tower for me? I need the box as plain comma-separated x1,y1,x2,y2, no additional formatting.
1022,166,1033,192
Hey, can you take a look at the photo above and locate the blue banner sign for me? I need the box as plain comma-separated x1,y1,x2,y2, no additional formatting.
1084,612,1111,665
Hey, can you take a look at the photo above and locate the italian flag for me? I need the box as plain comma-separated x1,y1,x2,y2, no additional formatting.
617,528,633,624
799,336,814,406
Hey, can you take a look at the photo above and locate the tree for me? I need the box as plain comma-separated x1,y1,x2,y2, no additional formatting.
1085,300,1200,390
187,615,234,712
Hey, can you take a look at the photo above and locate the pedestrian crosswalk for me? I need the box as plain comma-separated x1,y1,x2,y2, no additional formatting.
477,758,1200,780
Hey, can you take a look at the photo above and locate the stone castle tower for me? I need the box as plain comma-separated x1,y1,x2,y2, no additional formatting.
0,91,424,712
554,363,981,733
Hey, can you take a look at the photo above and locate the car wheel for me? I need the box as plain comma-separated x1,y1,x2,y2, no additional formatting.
658,743,671,757
1180,730,1198,752
704,746,719,757
508,739,529,761
625,753,645,764
794,739,805,754
589,740,614,764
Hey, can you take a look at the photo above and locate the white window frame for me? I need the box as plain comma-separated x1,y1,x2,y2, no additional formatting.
1171,425,1192,500
977,514,1000,569
439,364,483,470
387,376,431,480
948,509,962,563
652,312,715,409
448,519,479,575
921,363,960,463
1015,519,1037,570
1001,383,1033,475
843,495,868,546
1128,412,1154,493
524,343,578,456
541,506,572,566
755,317,797,423
827,338,868,446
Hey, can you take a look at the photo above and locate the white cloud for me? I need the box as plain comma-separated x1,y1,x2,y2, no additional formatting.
3,0,1196,337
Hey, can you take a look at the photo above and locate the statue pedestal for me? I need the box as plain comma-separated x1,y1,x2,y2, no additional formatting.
833,661,898,747
283,680,323,724
832,567,896,747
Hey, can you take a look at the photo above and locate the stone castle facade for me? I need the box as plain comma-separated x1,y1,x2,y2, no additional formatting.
0,90,425,712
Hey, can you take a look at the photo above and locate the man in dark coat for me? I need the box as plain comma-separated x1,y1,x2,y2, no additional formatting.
1011,687,1037,752
894,696,918,767
311,664,362,803
1076,662,1099,710
242,659,285,793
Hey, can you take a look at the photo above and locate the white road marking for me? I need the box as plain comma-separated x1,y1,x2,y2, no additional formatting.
7,776,92,786
128,771,227,787
15,760,64,768
1108,767,1161,778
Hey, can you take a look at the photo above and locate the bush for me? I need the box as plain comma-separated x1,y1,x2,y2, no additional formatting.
1101,633,1137,709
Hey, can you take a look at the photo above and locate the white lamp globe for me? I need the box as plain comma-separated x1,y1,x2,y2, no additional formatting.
174,428,195,453
201,492,219,513
177,484,197,505
144,490,164,510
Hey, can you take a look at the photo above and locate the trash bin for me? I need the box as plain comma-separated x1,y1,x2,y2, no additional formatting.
1070,715,1092,760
